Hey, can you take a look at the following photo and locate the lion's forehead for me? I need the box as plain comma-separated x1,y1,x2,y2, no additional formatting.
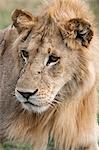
22,30,66,58
21,18,61,49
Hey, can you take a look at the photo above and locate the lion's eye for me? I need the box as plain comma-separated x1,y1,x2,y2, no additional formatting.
21,50,29,58
47,54,60,65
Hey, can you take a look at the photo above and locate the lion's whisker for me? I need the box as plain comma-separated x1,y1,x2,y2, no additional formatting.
48,101,59,112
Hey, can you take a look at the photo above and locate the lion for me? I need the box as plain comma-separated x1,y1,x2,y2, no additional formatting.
0,0,99,149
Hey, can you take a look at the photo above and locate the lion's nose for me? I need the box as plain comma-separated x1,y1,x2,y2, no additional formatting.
17,89,38,99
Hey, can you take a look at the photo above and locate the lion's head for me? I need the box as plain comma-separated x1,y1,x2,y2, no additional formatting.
13,1,94,113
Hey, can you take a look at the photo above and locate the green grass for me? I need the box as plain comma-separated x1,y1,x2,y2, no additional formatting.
0,10,12,28
3,141,56,150
90,0,99,28
97,114,99,123
3,143,31,150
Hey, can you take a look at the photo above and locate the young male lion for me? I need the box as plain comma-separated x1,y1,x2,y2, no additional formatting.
0,0,99,149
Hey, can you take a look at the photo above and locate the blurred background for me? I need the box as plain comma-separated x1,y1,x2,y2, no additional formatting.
0,0,99,29
0,0,99,149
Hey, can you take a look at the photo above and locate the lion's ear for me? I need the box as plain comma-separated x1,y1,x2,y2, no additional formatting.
11,9,36,33
60,18,94,48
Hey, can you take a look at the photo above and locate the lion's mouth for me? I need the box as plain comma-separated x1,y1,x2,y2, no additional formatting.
15,89,56,113
24,101,41,107
23,101,50,113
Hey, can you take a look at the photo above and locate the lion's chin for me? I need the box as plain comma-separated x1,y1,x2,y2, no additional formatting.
22,103,50,113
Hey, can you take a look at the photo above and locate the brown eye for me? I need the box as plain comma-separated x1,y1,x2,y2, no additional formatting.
21,50,29,58
47,54,60,65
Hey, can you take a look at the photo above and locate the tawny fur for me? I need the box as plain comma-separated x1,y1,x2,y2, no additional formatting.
0,0,99,150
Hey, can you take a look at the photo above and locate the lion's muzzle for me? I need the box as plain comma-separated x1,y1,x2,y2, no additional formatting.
17,89,38,99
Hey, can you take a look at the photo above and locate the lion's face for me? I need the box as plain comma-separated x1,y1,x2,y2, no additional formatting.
13,9,93,113
15,29,77,113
